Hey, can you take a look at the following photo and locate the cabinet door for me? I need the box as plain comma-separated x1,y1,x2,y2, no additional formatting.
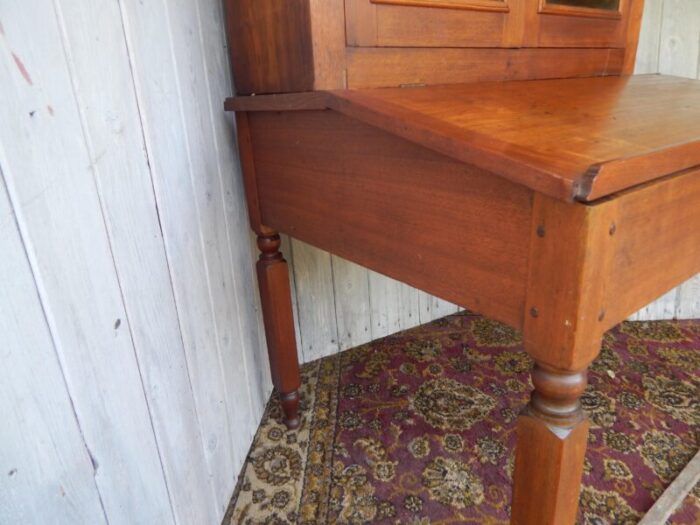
524,0,631,48
345,0,525,48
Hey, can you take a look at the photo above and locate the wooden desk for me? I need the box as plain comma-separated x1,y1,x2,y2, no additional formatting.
226,74,700,524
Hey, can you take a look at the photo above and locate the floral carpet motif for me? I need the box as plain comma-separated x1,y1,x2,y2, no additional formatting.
226,312,700,524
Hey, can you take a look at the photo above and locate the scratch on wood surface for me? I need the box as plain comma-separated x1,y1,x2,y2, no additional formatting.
11,52,33,85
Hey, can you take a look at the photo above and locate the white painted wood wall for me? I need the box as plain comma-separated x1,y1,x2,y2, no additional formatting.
0,1,270,523
1,1,698,524
285,0,700,360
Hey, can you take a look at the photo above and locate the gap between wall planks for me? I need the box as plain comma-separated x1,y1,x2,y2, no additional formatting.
284,0,700,355
0,0,268,523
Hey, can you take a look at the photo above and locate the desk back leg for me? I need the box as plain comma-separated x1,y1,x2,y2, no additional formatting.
256,232,301,429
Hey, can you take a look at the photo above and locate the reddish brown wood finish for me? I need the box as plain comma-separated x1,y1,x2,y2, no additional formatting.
224,0,315,95
248,110,533,329
523,193,618,370
344,47,623,88
346,0,509,48
256,233,301,429
371,0,510,13
226,92,330,113
604,168,700,328
345,0,634,49
622,0,645,73
230,76,700,203
228,74,700,523
325,75,700,202
224,0,346,95
525,0,629,49
512,366,590,524
224,0,642,94
234,112,268,235
224,2,691,521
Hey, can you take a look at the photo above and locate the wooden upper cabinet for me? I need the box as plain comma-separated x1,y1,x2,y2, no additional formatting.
224,0,643,94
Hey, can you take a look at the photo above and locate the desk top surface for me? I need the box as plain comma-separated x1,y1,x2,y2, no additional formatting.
229,74,700,202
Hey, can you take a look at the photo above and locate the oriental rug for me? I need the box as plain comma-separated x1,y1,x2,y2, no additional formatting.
225,312,700,525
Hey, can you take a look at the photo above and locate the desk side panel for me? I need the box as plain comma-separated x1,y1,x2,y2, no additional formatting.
605,169,700,327
248,110,532,328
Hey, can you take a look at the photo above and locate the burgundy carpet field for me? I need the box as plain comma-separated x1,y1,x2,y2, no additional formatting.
227,312,700,525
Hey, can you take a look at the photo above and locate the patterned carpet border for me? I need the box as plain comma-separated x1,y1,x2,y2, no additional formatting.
226,313,700,525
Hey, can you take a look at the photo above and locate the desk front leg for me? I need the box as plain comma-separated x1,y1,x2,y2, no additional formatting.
511,193,618,524
256,232,301,429
511,362,590,524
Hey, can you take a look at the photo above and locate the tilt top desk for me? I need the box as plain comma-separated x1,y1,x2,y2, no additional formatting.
223,2,700,523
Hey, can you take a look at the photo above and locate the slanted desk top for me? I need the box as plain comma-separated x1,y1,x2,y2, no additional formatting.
227,74,700,202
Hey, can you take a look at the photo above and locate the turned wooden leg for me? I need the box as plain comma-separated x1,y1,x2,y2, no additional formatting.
256,232,301,429
511,362,590,525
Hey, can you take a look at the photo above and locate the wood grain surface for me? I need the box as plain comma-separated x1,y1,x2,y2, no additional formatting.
1,0,268,522
224,0,315,94
605,168,700,326
248,110,533,328
344,47,624,88
326,75,700,202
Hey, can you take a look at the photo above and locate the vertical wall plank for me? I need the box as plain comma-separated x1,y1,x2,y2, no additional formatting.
418,290,434,324
631,0,700,320
658,0,700,78
119,0,259,514
0,175,107,525
635,0,664,73
280,234,303,353
369,271,402,339
430,296,460,321
197,0,271,422
630,288,679,320
53,0,219,521
677,275,700,318
0,4,173,522
333,256,372,350
399,283,422,330
291,240,339,361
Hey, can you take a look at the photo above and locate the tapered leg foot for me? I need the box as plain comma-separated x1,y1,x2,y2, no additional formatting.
256,232,301,430
511,363,589,525
280,391,300,429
